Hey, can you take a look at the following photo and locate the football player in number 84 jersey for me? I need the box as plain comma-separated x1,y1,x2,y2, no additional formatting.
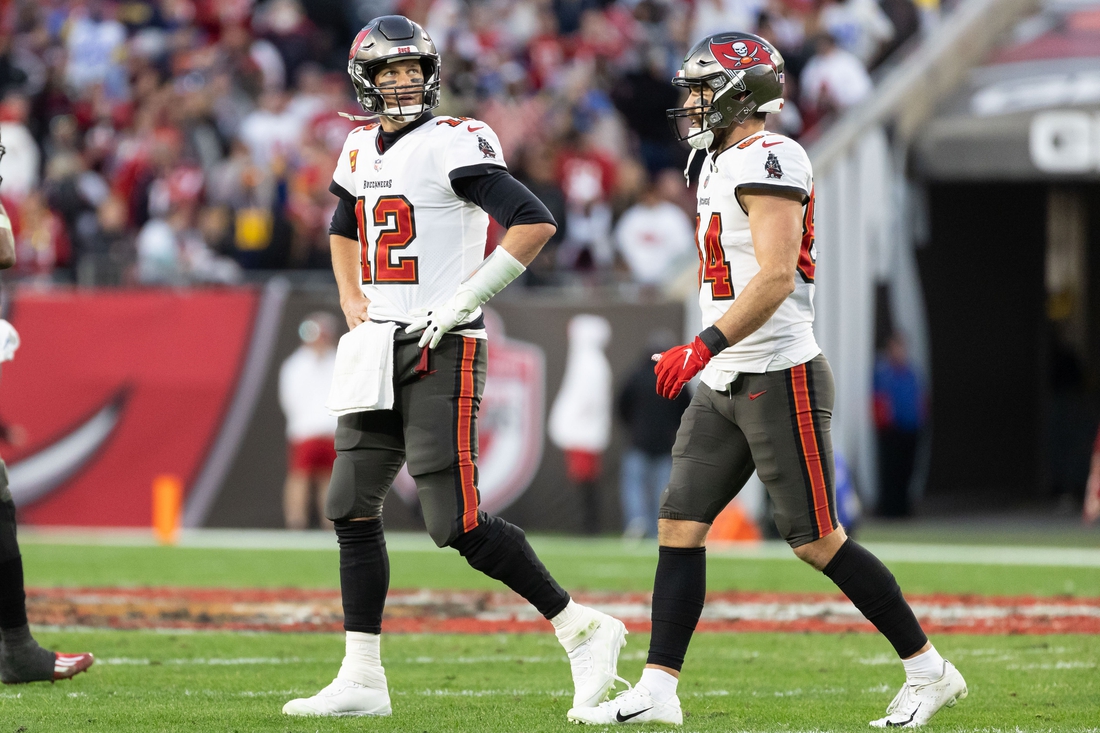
282,15,628,720
567,32,967,729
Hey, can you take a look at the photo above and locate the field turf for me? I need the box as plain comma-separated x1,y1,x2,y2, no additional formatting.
4,630,1098,732
19,536,1100,597
5,535,1100,731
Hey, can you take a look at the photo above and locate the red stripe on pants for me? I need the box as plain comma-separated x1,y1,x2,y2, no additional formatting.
457,338,479,533
791,364,833,538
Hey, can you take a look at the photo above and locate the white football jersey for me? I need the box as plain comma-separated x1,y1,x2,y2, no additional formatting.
331,115,508,335
695,130,820,387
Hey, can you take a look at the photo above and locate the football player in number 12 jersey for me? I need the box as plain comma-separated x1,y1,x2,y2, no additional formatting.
568,32,968,729
282,15,628,720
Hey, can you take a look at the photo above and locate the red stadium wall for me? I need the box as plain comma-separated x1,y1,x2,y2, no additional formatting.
1,288,259,526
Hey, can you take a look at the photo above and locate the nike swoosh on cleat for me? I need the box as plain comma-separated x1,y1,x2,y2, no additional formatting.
616,707,653,722
886,703,920,727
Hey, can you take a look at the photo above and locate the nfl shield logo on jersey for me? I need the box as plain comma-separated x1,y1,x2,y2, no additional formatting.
765,152,783,179
391,308,545,514
374,158,384,172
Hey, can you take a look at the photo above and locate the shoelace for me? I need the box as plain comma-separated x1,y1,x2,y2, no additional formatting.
886,684,915,717
594,676,636,709
567,641,594,681
320,679,358,696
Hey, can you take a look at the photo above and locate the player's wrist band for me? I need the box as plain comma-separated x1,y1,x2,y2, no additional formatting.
697,325,730,357
460,246,526,305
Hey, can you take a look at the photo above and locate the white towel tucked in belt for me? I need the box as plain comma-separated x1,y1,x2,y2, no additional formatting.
326,321,398,416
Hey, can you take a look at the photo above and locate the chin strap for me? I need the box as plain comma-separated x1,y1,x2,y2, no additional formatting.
684,147,699,187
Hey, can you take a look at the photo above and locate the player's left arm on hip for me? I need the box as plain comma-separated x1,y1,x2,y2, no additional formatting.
712,191,803,346
451,167,556,265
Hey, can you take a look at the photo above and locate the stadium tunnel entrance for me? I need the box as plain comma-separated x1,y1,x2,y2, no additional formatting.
914,181,1100,511
911,50,1100,512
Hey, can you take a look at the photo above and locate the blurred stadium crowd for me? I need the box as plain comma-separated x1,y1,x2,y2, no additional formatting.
0,0,935,288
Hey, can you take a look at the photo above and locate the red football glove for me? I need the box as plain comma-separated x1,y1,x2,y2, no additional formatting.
653,336,713,399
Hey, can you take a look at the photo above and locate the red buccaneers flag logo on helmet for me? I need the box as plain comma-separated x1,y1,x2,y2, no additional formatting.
348,28,371,59
710,38,776,71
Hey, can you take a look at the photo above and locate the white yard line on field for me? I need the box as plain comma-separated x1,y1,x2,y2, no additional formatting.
18,527,1100,567
98,657,317,666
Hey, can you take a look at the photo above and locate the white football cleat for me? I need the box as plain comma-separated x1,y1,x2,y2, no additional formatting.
564,611,628,708
282,677,392,717
567,682,683,725
870,661,967,728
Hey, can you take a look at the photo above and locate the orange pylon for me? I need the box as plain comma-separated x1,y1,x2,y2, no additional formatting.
707,501,762,544
152,475,182,545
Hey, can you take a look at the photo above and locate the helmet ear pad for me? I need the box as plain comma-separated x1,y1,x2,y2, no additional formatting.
710,80,756,127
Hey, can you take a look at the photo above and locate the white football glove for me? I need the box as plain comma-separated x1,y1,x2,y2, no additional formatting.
405,287,481,349
405,247,525,349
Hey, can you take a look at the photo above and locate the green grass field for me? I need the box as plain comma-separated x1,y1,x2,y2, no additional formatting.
4,535,1099,732
19,535,1100,596
4,630,1098,732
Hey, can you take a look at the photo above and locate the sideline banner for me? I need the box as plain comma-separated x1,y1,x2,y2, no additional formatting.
1,288,259,526
203,291,685,534
1,285,683,533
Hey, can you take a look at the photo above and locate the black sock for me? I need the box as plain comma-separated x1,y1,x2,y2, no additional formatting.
823,538,927,658
0,556,28,630
0,623,55,683
646,546,706,672
450,513,570,619
336,519,389,634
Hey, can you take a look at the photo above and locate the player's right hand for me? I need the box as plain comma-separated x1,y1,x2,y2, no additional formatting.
341,294,370,330
652,336,713,399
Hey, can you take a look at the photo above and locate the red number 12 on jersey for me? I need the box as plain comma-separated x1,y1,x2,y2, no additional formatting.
355,195,420,284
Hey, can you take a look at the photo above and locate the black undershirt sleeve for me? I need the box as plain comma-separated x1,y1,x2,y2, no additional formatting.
450,165,556,229
329,195,359,240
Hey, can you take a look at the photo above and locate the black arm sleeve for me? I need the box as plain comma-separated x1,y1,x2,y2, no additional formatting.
450,165,556,229
329,196,359,240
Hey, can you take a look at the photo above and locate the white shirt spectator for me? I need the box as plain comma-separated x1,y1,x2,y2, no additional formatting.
0,121,40,199
692,0,767,44
65,12,127,92
250,38,287,92
239,103,304,168
800,46,873,111
820,0,895,65
614,199,695,286
279,346,338,441
135,218,180,283
549,315,613,453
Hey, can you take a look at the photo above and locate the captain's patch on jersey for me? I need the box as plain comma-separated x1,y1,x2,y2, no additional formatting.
478,136,497,159
349,149,359,172
765,152,783,179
